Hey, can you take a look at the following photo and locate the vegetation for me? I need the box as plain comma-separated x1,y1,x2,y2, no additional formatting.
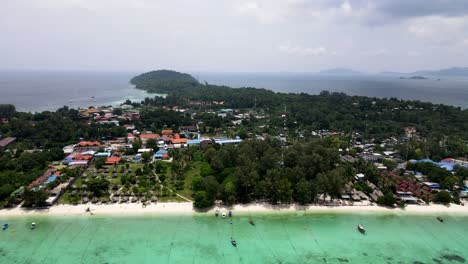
131,70,199,93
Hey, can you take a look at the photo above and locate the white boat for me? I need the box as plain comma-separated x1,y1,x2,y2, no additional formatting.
222,212,226,218
357,224,365,234
30,222,36,229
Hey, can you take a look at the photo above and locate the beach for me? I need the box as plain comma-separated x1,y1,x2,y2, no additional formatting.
1,202,468,217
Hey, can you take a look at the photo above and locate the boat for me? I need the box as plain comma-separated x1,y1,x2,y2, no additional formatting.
228,210,232,217
357,224,365,234
215,210,219,217
230,237,237,247
30,223,36,229
249,218,255,226
436,216,444,223
2,223,8,230
222,212,226,218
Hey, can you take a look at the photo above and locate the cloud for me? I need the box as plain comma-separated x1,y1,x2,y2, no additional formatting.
235,1,285,24
360,49,389,56
407,51,421,57
407,16,468,47
278,45,329,56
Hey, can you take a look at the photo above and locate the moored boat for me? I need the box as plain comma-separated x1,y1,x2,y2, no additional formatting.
222,212,226,218
2,223,8,230
215,210,219,217
249,218,255,226
436,216,444,223
357,224,365,234
231,237,237,247
30,222,36,229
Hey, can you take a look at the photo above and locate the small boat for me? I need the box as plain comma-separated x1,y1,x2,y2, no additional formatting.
2,223,8,230
436,216,444,223
215,210,219,217
228,210,232,217
222,212,226,219
231,237,237,247
249,218,255,226
357,224,365,234
30,223,36,229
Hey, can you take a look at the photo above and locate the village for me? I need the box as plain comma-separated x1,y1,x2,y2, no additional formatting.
2,101,467,210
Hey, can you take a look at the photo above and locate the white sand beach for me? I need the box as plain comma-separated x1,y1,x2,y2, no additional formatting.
1,202,468,217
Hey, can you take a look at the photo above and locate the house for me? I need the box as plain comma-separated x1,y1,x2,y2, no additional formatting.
127,133,136,143
106,156,121,165
161,129,173,136
74,141,101,150
139,133,160,143
94,152,111,158
0,137,16,150
154,149,169,160
214,138,243,145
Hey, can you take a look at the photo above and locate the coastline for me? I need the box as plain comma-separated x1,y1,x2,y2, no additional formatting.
1,202,468,218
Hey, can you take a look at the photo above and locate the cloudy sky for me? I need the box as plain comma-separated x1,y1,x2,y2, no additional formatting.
1,0,468,72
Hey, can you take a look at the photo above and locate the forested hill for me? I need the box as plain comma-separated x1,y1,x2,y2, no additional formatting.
130,70,199,93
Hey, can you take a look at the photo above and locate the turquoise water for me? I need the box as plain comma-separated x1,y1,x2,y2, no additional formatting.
1,212,467,263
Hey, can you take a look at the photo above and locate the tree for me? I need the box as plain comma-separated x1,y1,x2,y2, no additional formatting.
141,152,152,163
112,108,123,115
23,188,48,207
377,191,396,207
146,139,158,151
132,140,142,153
382,159,397,171
88,178,110,197
95,158,106,170
295,178,314,205
434,191,452,204
193,191,212,209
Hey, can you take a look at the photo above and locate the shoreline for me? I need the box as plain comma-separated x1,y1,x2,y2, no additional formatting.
1,202,468,218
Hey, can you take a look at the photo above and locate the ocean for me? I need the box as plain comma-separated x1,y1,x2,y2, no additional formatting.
0,71,148,112
1,213,467,263
1,71,468,112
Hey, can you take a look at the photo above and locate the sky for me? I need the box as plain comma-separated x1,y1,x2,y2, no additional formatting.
1,0,468,73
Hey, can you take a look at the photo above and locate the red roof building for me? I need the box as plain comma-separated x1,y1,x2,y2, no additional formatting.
106,156,121,165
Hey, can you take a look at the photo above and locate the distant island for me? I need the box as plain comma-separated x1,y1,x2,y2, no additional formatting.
382,67,468,77
317,68,364,75
399,76,428,80
130,69,199,93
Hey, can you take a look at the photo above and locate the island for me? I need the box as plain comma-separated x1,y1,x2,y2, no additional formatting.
399,76,428,80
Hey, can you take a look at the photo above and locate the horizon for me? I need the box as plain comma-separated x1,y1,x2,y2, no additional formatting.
1,66,468,76
2,1,468,72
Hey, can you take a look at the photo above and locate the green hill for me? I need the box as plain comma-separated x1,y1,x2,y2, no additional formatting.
130,70,199,93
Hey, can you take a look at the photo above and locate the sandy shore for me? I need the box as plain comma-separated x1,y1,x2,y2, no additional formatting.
1,202,468,217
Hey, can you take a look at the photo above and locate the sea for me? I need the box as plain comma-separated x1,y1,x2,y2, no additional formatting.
1,212,467,263
1,71,468,112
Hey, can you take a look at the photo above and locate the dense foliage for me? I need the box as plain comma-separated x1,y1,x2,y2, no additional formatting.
130,70,199,93
188,138,350,208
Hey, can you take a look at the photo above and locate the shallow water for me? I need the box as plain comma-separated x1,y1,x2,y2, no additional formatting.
1,212,467,263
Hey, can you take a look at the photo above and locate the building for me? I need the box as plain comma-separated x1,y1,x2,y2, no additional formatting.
139,133,160,143
154,149,169,160
106,156,121,165
0,137,16,150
